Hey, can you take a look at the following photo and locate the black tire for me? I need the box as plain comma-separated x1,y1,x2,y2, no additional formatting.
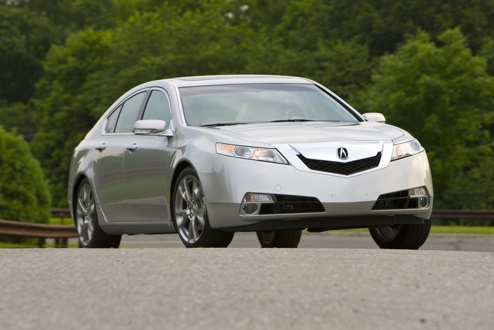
74,179,121,248
369,219,431,249
172,168,234,248
256,229,302,248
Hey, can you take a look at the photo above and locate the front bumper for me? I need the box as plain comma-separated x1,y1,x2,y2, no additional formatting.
200,151,433,230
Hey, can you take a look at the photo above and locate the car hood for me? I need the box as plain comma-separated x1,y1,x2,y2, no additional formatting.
211,122,404,144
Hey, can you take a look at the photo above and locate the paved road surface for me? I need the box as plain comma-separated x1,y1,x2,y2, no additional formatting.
121,231,494,252
1,248,493,330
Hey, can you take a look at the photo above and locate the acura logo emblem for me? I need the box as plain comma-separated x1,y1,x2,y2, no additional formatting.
337,147,349,160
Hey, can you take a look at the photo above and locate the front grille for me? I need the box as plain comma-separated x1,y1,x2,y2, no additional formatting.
373,190,419,210
259,195,325,215
298,152,382,175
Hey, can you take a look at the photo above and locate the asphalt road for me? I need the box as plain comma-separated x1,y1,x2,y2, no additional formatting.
121,231,494,252
1,246,493,330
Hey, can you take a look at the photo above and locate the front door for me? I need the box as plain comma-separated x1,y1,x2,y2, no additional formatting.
121,89,175,223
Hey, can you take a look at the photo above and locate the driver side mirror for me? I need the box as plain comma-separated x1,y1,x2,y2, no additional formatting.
133,120,173,136
363,112,386,123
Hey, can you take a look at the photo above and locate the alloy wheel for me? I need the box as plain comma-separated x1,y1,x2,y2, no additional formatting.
174,174,206,244
76,183,95,246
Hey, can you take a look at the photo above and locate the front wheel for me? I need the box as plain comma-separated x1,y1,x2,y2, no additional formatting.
172,168,234,248
369,219,431,249
256,230,302,248
75,179,121,248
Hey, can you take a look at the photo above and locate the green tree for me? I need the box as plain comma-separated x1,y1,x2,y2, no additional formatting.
228,0,289,30
332,0,494,56
0,102,37,142
71,0,116,29
0,0,80,141
365,29,494,208
0,127,51,225
0,4,57,104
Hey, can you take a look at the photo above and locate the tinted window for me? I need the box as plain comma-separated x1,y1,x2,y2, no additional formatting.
142,90,172,129
114,92,146,133
105,105,122,133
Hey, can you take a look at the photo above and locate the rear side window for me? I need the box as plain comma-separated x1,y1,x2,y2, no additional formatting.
105,106,121,133
114,92,146,133
142,90,172,129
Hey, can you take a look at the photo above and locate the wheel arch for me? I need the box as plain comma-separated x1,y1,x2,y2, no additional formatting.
70,174,89,225
170,160,214,232
170,160,196,212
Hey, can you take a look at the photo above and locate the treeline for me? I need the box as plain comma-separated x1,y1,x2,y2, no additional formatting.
1,0,493,210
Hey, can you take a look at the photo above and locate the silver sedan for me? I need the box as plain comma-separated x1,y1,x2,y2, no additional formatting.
67,75,433,249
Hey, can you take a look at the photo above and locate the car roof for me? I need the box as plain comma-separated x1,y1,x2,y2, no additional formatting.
159,75,314,88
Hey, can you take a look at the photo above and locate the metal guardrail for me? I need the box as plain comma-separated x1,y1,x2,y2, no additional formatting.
1,209,493,248
432,210,494,219
0,209,76,248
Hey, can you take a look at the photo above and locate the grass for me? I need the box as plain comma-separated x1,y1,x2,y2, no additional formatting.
0,242,37,248
48,217,73,225
343,226,494,235
0,241,79,248
345,225,494,235
431,225,494,235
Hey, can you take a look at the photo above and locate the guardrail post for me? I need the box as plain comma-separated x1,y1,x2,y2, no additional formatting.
37,238,46,248
54,238,69,248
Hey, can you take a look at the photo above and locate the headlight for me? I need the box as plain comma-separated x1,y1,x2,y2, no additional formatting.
216,143,288,164
391,139,423,161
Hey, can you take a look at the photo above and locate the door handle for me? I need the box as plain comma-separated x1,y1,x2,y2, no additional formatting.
95,143,106,151
126,143,138,152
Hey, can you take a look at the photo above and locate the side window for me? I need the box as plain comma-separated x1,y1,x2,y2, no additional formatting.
105,105,122,133
142,90,172,129
114,92,146,133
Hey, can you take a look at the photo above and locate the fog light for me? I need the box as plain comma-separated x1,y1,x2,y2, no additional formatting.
418,197,429,208
409,187,429,209
242,203,258,215
240,193,274,215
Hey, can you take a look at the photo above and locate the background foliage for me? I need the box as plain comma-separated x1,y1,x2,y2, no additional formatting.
1,0,493,211
0,127,51,224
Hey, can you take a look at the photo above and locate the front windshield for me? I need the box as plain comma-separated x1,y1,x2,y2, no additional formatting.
179,83,360,127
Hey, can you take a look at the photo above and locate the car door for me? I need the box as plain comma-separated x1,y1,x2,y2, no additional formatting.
122,89,175,223
94,91,147,223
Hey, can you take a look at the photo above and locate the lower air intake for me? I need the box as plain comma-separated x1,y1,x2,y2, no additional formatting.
260,195,325,215
372,188,429,210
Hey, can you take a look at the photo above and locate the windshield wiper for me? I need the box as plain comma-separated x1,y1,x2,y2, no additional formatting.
200,122,249,127
268,119,341,123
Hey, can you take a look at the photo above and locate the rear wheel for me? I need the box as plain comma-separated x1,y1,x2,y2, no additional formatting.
75,179,121,248
369,219,431,249
256,230,302,248
172,168,234,248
